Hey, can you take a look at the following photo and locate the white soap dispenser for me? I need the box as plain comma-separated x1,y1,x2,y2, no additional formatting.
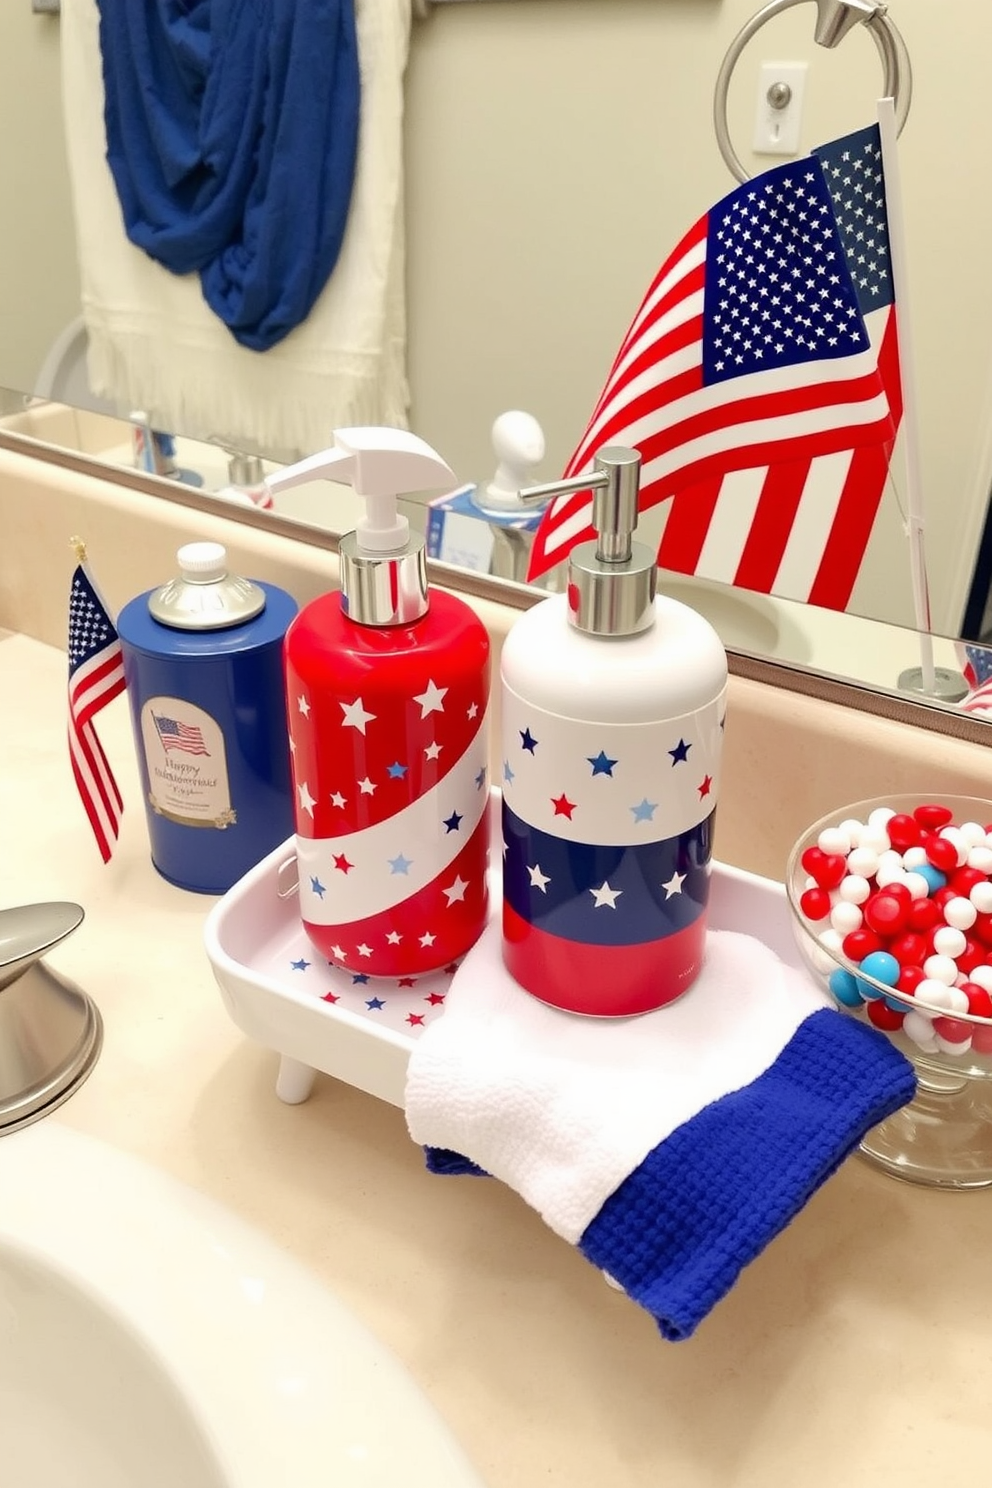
264,427,492,978
499,445,728,1017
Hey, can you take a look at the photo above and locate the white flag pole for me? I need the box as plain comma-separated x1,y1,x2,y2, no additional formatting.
876,96,936,696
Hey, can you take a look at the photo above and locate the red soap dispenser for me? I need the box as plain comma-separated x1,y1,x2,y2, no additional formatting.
266,428,492,977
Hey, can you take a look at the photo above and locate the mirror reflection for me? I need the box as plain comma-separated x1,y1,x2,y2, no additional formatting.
4,0,992,710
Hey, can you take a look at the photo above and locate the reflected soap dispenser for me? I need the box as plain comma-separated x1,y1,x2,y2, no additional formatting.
265,427,492,977
499,446,728,1017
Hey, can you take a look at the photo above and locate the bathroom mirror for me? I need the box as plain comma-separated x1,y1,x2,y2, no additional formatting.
4,0,992,711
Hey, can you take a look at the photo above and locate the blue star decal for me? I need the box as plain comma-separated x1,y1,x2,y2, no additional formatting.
587,750,617,777
475,766,487,790
352,973,370,985
310,876,326,898
503,760,515,785
443,810,463,833
366,996,386,1010
386,761,408,779
290,957,311,971
630,798,658,823
388,853,413,874
669,738,691,765
520,728,538,753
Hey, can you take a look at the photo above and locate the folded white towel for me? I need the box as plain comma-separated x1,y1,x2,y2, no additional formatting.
61,0,410,459
405,920,917,1340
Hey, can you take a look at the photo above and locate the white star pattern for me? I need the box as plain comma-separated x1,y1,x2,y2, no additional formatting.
590,881,622,909
467,702,479,719
527,864,551,893
340,698,376,733
413,680,447,718
330,792,347,808
386,931,403,944
662,871,686,898
420,931,437,947
297,694,311,718
358,776,376,795
331,944,347,960
424,741,443,761
442,876,469,905
297,781,316,817
357,944,373,958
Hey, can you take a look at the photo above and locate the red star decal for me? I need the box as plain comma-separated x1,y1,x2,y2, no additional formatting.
398,977,418,987
322,991,340,1003
551,793,576,819
332,854,354,873
406,1013,425,1026
425,992,446,1005
697,775,713,799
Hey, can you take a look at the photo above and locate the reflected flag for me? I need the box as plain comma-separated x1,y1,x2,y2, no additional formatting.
527,124,901,612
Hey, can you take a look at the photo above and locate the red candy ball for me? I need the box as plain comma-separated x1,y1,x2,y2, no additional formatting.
907,898,942,933
867,1001,906,1031
842,928,884,961
888,932,928,967
800,846,847,889
886,812,922,849
962,983,992,1019
863,892,908,935
925,837,959,873
933,1015,972,1045
799,887,831,921
914,803,954,830
957,939,986,975
897,965,925,995
973,913,992,948
951,867,987,897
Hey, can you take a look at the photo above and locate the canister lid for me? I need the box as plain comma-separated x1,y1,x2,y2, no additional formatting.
148,543,267,630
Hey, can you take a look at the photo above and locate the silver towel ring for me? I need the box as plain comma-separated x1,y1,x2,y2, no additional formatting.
714,0,912,184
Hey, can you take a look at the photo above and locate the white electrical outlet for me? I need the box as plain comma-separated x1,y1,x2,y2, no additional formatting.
752,61,808,156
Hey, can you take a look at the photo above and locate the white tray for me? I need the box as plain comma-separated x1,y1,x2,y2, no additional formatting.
204,799,801,1109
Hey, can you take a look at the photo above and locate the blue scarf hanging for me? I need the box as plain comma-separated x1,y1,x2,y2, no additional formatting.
96,0,360,352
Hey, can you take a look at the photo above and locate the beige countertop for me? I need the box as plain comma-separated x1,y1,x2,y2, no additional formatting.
4,627,992,1487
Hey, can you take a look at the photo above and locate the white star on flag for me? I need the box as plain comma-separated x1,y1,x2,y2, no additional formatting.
662,871,686,898
297,781,316,816
297,694,311,717
590,881,622,909
413,680,447,717
527,864,551,893
340,698,376,733
443,876,469,905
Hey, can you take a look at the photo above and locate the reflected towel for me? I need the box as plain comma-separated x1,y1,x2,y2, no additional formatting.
405,923,916,1341
61,0,409,456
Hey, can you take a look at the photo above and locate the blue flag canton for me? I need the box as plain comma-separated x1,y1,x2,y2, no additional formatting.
703,154,868,386
68,567,118,676
813,123,894,317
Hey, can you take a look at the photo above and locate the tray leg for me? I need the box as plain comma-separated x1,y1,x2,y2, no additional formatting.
275,1055,317,1105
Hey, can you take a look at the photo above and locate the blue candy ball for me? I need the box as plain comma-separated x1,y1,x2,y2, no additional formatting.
829,968,864,1007
915,863,947,894
859,950,901,987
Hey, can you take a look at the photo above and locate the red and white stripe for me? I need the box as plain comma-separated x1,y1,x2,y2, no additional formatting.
68,640,126,863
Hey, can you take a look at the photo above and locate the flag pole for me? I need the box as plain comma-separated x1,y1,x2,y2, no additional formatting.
875,96,936,697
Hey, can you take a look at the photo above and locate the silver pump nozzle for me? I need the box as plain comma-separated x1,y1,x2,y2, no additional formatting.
518,446,656,636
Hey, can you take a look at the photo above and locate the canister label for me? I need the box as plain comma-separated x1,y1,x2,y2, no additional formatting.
139,697,235,829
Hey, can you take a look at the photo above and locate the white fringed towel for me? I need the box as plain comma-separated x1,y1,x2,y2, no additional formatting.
60,0,410,458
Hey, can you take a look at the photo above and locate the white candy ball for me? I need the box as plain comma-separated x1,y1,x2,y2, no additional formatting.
938,826,968,867
968,964,992,992
847,847,880,879
839,874,871,905
818,825,851,856
933,926,968,959
921,957,959,988
959,821,988,848
903,871,932,901
830,901,863,935
876,862,906,889
804,875,819,891
945,985,971,1014
968,847,992,874
859,826,891,855
839,818,866,848
903,1009,939,1051
972,882,992,915
818,928,843,954
943,897,978,931
868,806,897,830
902,846,929,870
935,1032,973,1056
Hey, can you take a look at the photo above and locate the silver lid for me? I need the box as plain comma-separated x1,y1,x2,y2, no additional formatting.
518,446,656,636
228,451,265,487
148,542,267,630
339,530,429,626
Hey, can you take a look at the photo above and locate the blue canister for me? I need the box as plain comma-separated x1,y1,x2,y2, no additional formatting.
117,542,297,893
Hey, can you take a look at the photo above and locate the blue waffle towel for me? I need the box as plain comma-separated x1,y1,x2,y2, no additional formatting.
406,925,916,1342
96,0,360,351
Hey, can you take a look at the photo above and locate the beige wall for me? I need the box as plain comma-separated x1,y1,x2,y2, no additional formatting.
2,0,990,637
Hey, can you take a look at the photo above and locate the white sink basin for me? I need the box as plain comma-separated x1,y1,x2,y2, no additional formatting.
0,1122,485,1488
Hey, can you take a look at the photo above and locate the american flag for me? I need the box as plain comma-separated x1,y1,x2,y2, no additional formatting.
152,714,210,756
527,124,901,611
68,560,127,863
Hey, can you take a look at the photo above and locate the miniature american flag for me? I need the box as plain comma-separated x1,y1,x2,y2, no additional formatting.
528,123,901,612
68,551,127,862
152,714,210,756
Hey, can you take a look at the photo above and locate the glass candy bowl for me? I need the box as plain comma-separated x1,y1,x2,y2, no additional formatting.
786,794,992,1189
